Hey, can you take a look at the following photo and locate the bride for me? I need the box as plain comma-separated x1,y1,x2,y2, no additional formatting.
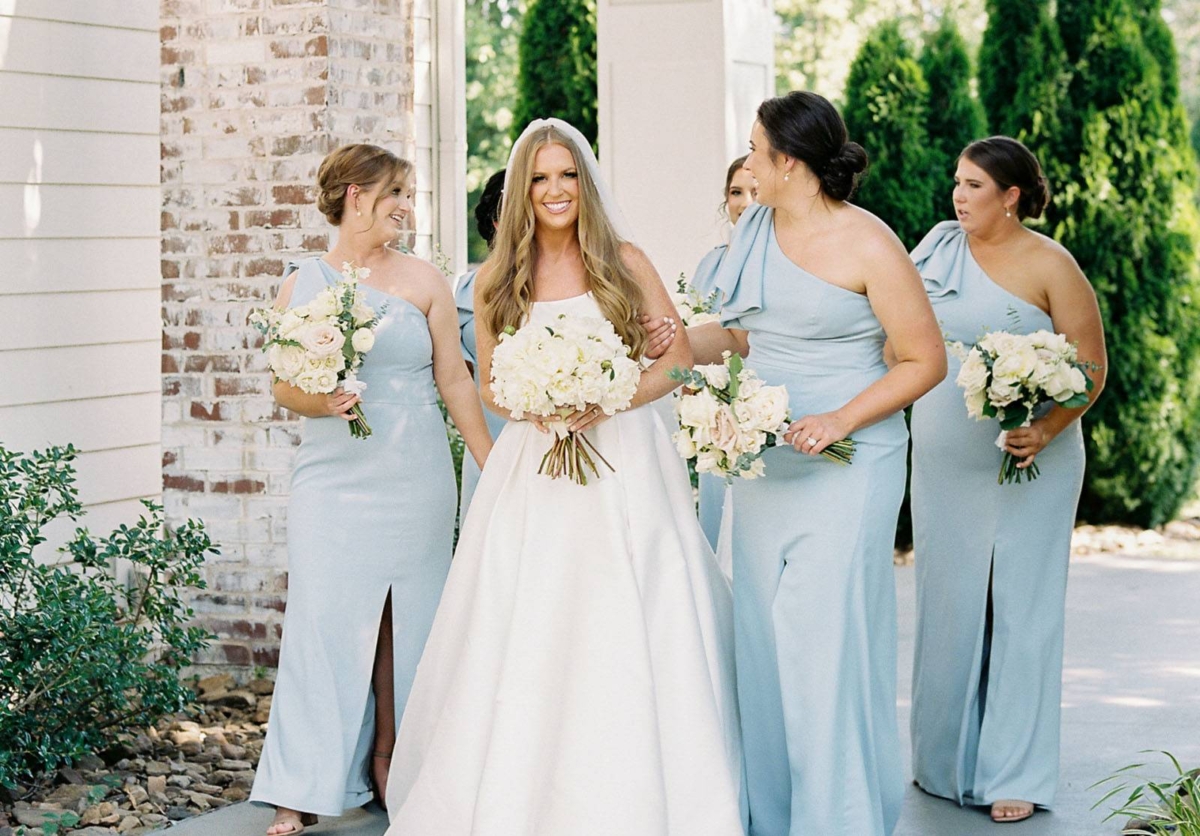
382,118,744,835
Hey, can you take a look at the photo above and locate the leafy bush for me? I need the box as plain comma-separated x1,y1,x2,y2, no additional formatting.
1050,0,1200,526
512,0,597,148
1093,750,1200,835
842,20,936,248
920,16,985,221
0,444,215,789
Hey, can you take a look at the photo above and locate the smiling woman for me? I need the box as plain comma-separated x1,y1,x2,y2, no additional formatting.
247,143,494,836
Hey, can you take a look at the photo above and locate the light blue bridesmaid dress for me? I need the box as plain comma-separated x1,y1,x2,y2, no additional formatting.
908,221,1085,809
692,245,730,550
454,268,507,518
715,205,907,836
250,257,457,816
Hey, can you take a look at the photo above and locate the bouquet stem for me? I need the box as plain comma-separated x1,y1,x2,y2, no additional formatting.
999,452,1040,484
348,403,373,439
539,429,614,485
819,438,856,465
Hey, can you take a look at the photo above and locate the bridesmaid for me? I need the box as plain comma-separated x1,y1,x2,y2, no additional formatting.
691,91,946,836
454,169,509,518
691,155,756,551
907,137,1106,824
250,144,493,836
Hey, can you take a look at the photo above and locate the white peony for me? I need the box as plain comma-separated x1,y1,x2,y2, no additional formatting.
991,343,1039,384
351,328,376,353
965,387,988,420
674,430,697,460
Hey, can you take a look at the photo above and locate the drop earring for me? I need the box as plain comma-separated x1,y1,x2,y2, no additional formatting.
1005,207,1012,218
784,171,790,182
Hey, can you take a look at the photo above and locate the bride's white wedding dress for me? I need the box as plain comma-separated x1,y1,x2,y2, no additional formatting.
383,293,744,836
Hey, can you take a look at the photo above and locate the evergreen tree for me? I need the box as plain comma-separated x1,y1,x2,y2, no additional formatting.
920,17,985,221
978,0,1049,132
978,0,1069,197
1053,0,1200,526
842,21,936,248
511,0,597,149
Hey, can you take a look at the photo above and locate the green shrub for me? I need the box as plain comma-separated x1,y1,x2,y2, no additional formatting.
0,444,215,789
920,16,985,221
842,21,936,248
1092,750,1200,835
1051,0,1200,526
512,0,597,148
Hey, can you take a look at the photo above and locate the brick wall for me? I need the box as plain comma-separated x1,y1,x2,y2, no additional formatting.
159,0,416,672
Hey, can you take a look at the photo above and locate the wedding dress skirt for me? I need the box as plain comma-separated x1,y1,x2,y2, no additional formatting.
384,294,744,836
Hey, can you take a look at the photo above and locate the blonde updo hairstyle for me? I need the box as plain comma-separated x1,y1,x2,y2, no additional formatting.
316,144,413,226
479,125,648,359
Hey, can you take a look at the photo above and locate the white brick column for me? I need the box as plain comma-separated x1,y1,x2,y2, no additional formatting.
160,0,417,671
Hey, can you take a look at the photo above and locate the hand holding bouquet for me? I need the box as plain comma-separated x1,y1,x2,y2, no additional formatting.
951,329,1095,484
490,313,641,485
249,262,384,439
669,352,855,482
671,273,721,326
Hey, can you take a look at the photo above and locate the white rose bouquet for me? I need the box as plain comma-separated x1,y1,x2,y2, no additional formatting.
671,273,721,326
249,262,384,439
490,313,641,485
668,352,855,482
950,328,1095,484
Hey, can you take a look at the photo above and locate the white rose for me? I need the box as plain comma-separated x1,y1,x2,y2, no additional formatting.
696,449,723,475
1045,364,1088,402
300,323,346,357
747,386,789,431
351,328,376,353
697,363,731,389
677,388,721,429
955,352,989,394
277,310,306,338
992,344,1038,384
712,405,741,456
742,458,766,479
351,299,376,325
268,343,306,381
965,387,988,420
988,379,1020,406
674,430,697,460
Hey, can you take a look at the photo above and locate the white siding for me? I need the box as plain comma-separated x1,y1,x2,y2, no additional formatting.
0,3,161,550
413,0,436,261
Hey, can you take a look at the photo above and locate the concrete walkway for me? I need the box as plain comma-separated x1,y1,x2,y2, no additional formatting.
171,551,1200,836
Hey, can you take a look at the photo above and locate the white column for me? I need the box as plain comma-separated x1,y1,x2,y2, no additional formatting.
597,0,774,283
433,0,468,275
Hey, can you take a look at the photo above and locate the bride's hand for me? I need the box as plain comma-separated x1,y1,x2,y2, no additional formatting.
526,415,550,434
564,404,611,433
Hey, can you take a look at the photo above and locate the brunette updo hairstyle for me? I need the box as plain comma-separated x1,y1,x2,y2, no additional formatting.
756,91,868,201
474,169,506,248
316,144,413,225
960,136,1050,220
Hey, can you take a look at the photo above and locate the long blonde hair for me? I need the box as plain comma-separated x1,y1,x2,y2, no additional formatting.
479,126,647,359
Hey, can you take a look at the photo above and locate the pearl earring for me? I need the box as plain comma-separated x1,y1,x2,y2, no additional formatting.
784,172,790,182
1005,208,1012,218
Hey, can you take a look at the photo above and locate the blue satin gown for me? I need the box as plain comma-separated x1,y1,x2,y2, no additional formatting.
454,268,507,519
250,257,457,816
692,245,730,551
715,205,906,836
908,221,1085,809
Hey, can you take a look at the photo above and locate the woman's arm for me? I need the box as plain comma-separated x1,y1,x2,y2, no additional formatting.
1003,243,1107,468
785,226,947,454
422,266,494,469
689,322,749,365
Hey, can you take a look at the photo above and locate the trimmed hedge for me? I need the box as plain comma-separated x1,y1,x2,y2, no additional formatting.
511,0,597,148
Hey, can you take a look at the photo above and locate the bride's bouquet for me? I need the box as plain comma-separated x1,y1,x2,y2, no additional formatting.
249,263,384,439
671,273,721,326
951,329,1094,484
669,352,855,482
490,313,641,485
